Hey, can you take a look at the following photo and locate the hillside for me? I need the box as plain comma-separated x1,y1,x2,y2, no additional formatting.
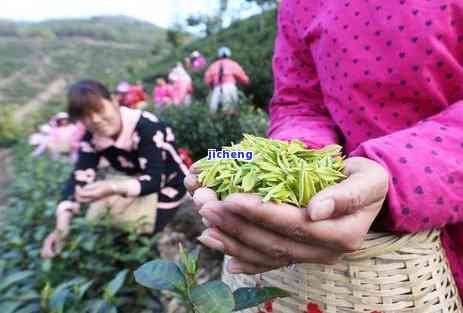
0,15,167,45
139,10,277,109
0,16,172,106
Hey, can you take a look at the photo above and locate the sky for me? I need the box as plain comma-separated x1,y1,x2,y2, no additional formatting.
0,0,261,29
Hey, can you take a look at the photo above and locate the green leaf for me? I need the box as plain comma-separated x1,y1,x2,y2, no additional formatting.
0,271,34,292
134,260,186,292
190,281,234,313
55,277,87,294
0,302,23,313
90,300,113,313
179,244,200,276
49,289,70,313
76,281,94,300
13,303,41,313
105,269,128,297
232,287,291,311
16,290,40,302
41,259,52,272
241,171,256,192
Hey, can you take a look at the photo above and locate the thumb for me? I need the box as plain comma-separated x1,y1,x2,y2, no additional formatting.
307,157,388,221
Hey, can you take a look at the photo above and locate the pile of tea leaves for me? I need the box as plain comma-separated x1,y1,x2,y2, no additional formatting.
196,135,346,207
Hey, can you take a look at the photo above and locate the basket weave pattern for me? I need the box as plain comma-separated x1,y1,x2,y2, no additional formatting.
222,230,462,313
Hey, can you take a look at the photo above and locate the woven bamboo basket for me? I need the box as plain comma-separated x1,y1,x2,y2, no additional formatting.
222,230,462,313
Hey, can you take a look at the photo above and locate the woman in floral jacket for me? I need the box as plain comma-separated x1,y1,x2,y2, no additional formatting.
41,80,188,258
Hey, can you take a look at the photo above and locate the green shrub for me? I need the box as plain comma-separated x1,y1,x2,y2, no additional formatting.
152,98,268,161
0,104,25,147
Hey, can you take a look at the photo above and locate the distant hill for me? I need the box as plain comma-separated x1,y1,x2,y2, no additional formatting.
0,16,173,105
0,15,167,45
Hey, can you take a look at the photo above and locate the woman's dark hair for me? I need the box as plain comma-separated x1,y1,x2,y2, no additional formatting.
67,80,112,120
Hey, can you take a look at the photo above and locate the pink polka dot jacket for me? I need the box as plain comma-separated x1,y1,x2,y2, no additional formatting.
268,0,463,296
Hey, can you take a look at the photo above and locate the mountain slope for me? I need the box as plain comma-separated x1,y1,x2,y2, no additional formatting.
0,16,172,105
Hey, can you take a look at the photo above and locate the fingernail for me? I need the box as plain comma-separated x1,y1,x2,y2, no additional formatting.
197,233,224,252
309,198,335,221
202,217,211,227
227,258,242,273
198,209,222,225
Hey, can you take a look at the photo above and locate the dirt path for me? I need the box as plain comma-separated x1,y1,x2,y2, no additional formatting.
0,55,48,101
0,68,28,90
14,78,67,121
0,77,66,206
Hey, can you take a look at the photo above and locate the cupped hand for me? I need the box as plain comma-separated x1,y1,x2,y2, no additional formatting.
185,157,389,274
41,231,65,259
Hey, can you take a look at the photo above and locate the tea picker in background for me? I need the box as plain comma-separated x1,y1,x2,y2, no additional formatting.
129,81,148,109
168,63,193,106
153,77,174,108
115,81,131,107
204,46,250,115
189,50,207,71
41,80,189,259
29,112,85,162
115,81,147,109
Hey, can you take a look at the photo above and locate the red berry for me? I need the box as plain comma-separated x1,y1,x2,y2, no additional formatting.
265,300,273,312
178,148,193,168
306,302,322,313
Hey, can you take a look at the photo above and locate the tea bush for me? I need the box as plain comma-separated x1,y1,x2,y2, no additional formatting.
152,98,268,161
0,105,25,147
0,144,163,313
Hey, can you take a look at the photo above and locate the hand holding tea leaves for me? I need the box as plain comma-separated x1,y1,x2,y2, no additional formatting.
185,136,389,273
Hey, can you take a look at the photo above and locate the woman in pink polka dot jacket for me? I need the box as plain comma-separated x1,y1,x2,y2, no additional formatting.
185,0,463,299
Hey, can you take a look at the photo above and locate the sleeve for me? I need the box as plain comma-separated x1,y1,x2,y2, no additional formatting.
154,87,161,103
233,62,250,85
350,101,463,233
133,117,165,196
60,133,101,203
204,64,215,86
137,87,146,101
267,2,341,149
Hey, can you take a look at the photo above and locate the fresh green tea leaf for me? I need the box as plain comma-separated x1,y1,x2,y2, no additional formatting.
105,269,128,297
190,281,235,313
233,287,291,311
134,260,186,292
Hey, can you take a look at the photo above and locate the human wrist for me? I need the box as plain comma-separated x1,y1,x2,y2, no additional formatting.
56,211,72,237
109,182,120,195
54,228,68,239
109,181,128,197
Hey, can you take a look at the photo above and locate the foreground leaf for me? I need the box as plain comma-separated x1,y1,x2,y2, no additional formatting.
134,260,186,292
14,303,41,313
190,281,235,313
105,269,128,297
232,287,291,311
0,271,34,292
49,289,70,313
0,302,23,313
